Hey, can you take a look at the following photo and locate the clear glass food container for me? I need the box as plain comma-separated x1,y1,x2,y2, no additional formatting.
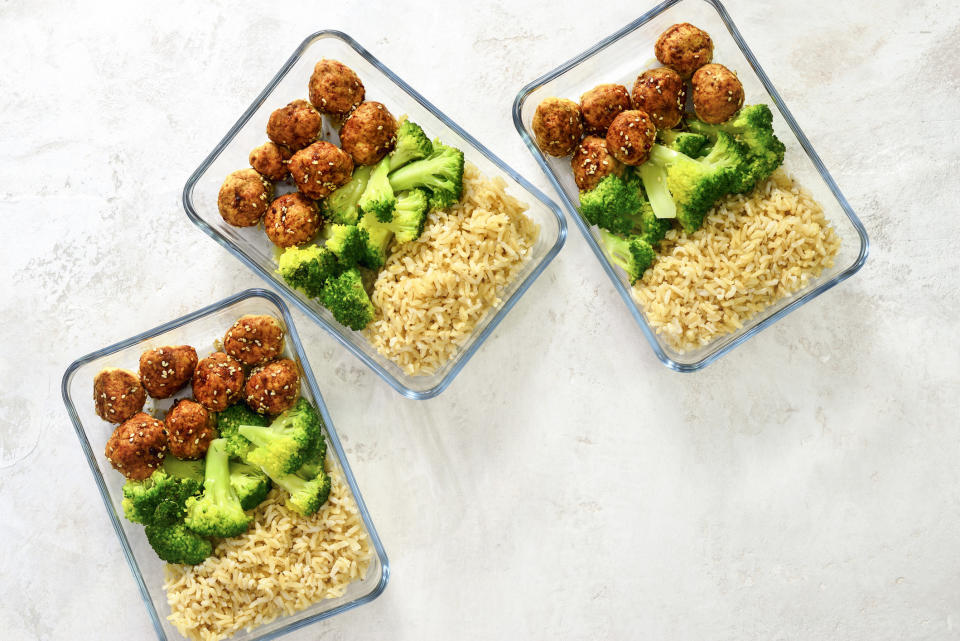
183,31,566,399
513,0,869,371
61,288,389,641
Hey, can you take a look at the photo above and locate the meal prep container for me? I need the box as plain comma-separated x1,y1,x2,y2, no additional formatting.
61,288,389,641
184,31,566,399
513,0,869,371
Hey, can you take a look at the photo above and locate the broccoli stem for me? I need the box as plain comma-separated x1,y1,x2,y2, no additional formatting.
203,440,232,505
637,158,676,220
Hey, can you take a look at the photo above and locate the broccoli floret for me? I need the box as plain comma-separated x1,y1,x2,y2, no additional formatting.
162,456,204,482
623,172,671,246
319,268,375,331
657,130,709,157
358,155,396,222
361,188,429,245
598,229,656,284
144,522,212,565
390,120,433,170
271,469,332,517
578,174,644,235
388,139,464,210
356,213,394,269
324,224,370,268
294,429,327,480
687,104,785,193
238,398,322,478
321,165,373,225
278,244,342,298
216,404,267,460
122,469,202,527
229,461,272,510
184,439,252,538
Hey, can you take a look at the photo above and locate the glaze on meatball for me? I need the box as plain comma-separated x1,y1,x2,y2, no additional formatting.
654,22,714,79
531,97,583,157
245,359,300,416
692,63,744,124
266,99,323,151
249,142,291,181
571,135,624,191
224,314,285,366
139,345,198,399
164,399,216,460
605,110,657,166
339,102,397,166
218,169,274,227
631,67,687,130
288,141,355,199
104,412,168,480
264,193,322,248
308,59,365,117
192,352,245,412
580,84,632,134
93,368,146,423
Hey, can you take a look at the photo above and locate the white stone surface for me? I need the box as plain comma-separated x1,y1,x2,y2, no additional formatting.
1,0,958,639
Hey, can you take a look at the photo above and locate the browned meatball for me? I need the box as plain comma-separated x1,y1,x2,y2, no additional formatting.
655,23,714,79
245,359,300,415
263,193,322,248
580,84,632,134
249,142,291,181
224,314,285,366
309,59,365,117
164,399,216,460
571,135,624,191
104,412,168,480
218,169,274,227
339,102,397,166
288,141,355,199
266,99,323,151
605,110,657,166
631,67,687,130
692,63,744,124
192,352,245,412
93,368,145,423
531,97,583,157
139,346,198,399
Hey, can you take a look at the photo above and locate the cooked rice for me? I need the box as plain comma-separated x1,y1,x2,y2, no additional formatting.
364,163,540,375
633,171,841,352
163,461,372,641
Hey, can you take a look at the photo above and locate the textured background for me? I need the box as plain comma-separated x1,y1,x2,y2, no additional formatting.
1,0,959,639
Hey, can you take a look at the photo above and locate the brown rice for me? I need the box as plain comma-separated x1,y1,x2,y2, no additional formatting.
633,171,841,351
364,163,540,375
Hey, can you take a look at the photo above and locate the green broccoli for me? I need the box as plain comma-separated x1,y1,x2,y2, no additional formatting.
388,139,464,210
358,155,396,222
162,456,204,482
356,214,394,269
578,174,671,246
294,431,327,480
144,522,212,565
324,224,370,268
361,188,429,245
686,104,785,193
122,468,202,526
229,460,272,510
271,468,332,517
238,398,322,478
216,404,268,460
657,129,709,157
319,268,375,331
598,229,656,284
389,120,433,170
278,244,342,298
184,439,252,538
321,165,373,225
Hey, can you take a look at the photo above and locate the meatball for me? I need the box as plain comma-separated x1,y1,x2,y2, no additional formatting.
245,359,300,416
580,84,632,134
692,63,744,124
571,135,624,191
339,102,397,166
605,110,657,166
218,169,274,227
224,314,285,366
309,59,365,117
93,368,146,423
139,345,198,399
654,22,714,79
631,67,687,130
192,352,245,412
264,193,322,248
249,142,290,181
288,141,354,199
164,399,216,460
104,412,168,480
266,99,323,151
532,97,583,157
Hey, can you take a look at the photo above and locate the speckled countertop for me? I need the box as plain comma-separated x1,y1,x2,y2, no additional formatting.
2,0,959,639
